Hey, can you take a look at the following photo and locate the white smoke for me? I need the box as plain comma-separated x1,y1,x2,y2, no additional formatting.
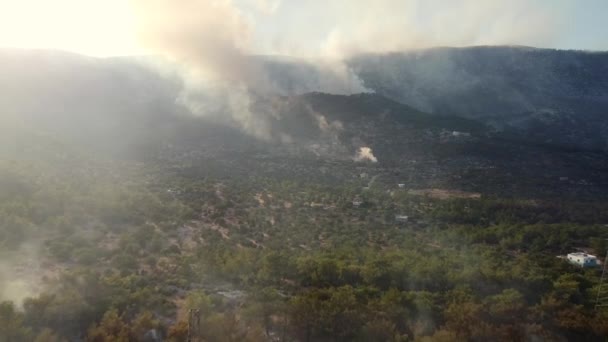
292,0,570,58
248,0,282,14
0,242,42,308
132,0,255,84
312,107,343,133
353,147,378,163
128,0,572,140
130,0,367,139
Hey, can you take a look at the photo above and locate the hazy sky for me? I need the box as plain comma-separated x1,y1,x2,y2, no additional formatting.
0,0,606,57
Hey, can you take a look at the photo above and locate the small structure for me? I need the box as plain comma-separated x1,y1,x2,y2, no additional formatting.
452,131,471,138
352,198,363,207
398,184,406,188
567,252,599,267
395,215,409,223
595,251,608,310
440,130,471,141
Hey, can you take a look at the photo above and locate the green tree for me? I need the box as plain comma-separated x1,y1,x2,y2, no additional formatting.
86,309,129,342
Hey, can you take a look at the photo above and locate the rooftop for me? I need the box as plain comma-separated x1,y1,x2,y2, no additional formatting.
568,252,597,258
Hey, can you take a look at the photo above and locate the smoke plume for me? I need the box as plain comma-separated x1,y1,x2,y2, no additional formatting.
130,0,367,139
132,0,256,85
0,243,41,308
129,0,571,140
354,147,378,163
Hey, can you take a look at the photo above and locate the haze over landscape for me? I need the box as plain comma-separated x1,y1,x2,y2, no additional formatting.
1,1,608,341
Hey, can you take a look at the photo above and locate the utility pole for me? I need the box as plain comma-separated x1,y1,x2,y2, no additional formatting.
595,250,608,310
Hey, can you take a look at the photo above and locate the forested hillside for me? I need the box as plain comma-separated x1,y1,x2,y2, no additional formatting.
2,90,608,341
349,46,608,151
2,48,608,341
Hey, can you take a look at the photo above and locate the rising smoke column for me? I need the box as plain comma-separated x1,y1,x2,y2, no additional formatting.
129,0,569,141
132,0,257,84
130,0,274,139
129,0,369,140
353,147,378,163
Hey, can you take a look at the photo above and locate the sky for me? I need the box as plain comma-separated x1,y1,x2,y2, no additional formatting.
0,0,606,58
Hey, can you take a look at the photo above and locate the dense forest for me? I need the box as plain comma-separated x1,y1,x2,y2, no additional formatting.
2,144,608,341
2,47,608,341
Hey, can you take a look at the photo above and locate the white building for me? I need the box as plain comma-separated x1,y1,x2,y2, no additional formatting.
395,215,409,223
567,252,599,267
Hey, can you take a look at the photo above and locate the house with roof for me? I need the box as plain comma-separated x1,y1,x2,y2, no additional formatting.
395,215,409,223
567,252,599,267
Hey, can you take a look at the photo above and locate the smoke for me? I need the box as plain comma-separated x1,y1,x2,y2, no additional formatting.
130,0,264,139
130,0,363,140
353,147,378,163
311,107,343,133
130,0,573,78
307,0,570,58
132,0,255,85
129,0,371,94
0,243,41,308
129,0,570,139
248,0,282,14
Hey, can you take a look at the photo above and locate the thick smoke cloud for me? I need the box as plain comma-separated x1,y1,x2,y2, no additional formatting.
132,0,254,84
129,0,570,140
131,0,571,84
130,0,367,139
132,0,265,139
130,0,370,94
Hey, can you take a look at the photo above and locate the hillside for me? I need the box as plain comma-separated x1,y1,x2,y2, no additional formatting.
1,49,607,200
2,48,608,341
349,46,608,151
4,47,608,154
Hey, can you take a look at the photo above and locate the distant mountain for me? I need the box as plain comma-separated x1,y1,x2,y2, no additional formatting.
5,47,608,152
0,49,484,159
348,46,608,151
2,48,608,199
0,49,186,157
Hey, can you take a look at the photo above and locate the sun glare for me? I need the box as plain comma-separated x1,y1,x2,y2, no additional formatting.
0,0,141,57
